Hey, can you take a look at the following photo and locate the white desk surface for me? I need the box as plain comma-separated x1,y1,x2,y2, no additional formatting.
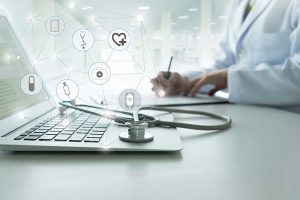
0,104,299,200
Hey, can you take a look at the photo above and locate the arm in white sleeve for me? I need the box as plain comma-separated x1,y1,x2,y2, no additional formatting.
228,61,300,106
228,4,300,106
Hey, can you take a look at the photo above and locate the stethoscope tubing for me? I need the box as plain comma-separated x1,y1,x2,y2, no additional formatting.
59,102,232,131
139,107,232,130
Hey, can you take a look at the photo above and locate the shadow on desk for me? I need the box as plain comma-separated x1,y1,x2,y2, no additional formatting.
179,130,225,142
0,150,183,164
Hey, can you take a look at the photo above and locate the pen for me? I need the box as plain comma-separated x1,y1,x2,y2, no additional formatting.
163,56,173,79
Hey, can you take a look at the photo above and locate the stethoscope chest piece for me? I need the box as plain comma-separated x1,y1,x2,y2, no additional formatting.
119,121,154,143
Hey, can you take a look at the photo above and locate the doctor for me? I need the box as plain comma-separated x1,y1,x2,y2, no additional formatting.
151,0,300,107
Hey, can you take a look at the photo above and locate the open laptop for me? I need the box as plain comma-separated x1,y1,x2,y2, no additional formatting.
0,10,182,151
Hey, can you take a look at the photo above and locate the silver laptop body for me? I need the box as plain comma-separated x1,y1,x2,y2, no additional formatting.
0,11,182,152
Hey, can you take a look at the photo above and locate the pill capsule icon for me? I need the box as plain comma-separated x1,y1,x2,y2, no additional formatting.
28,75,35,92
125,92,134,109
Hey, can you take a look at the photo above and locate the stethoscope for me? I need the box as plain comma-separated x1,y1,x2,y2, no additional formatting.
59,101,232,143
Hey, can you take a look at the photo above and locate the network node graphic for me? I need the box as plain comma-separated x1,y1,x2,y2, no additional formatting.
19,5,157,118
45,16,65,36
72,29,94,51
88,62,111,85
56,79,79,101
108,28,131,51
118,89,141,111
21,74,43,96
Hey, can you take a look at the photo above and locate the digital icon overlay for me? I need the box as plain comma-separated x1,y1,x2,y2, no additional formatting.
108,28,131,51
56,79,79,101
72,29,94,51
88,62,111,85
21,74,43,96
118,89,141,111
45,16,65,35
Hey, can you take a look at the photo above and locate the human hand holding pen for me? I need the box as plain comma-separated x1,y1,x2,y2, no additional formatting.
151,56,190,96
151,72,190,96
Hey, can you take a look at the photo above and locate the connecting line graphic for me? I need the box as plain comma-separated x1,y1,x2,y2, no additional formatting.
86,15,95,30
105,50,114,63
135,75,145,90
30,19,37,73
140,23,146,72
126,50,144,72
56,55,72,71
15,3,165,144
86,51,95,63
37,35,50,60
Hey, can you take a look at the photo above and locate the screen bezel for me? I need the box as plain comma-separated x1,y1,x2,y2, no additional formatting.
0,10,56,136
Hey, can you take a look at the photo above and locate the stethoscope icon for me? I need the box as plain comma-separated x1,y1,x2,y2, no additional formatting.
80,31,87,49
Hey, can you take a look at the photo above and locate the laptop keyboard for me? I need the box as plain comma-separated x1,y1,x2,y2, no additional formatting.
14,110,111,143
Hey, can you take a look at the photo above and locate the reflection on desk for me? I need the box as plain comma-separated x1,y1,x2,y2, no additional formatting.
0,104,300,200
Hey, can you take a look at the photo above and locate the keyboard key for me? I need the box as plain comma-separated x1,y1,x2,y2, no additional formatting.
84,122,96,125
89,131,104,135
20,131,32,136
84,137,101,143
39,134,56,141
34,129,48,133
54,134,71,141
46,131,60,135
14,136,25,140
47,122,58,125
86,121,98,124
69,134,86,142
78,128,91,132
69,125,80,128
29,132,45,136
28,127,38,132
60,131,75,135
64,128,78,131
38,127,52,131
75,130,89,134
24,135,40,141
51,128,64,132
82,125,94,129
92,128,106,132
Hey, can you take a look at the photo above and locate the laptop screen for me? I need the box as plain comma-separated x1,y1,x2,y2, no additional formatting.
0,15,48,120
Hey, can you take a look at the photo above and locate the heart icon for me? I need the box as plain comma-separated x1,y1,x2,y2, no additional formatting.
112,32,127,46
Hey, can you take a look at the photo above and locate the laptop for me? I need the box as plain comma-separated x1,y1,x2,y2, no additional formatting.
0,10,182,151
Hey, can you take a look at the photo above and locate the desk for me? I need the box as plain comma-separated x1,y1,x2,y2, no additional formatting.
0,104,299,200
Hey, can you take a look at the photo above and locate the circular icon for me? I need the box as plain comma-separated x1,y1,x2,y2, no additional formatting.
72,29,94,51
45,16,65,36
88,62,111,85
108,28,131,51
21,74,43,96
56,79,79,101
118,89,141,111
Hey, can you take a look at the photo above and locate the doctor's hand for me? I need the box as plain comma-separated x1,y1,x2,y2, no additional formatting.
189,69,228,97
151,71,190,96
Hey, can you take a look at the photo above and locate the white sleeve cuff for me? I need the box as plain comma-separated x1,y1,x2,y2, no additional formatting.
228,66,242,103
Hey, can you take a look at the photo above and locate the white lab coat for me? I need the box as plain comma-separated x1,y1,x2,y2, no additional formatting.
190,0,300,107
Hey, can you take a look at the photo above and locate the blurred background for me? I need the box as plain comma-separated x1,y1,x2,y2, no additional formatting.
0,0,233,102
